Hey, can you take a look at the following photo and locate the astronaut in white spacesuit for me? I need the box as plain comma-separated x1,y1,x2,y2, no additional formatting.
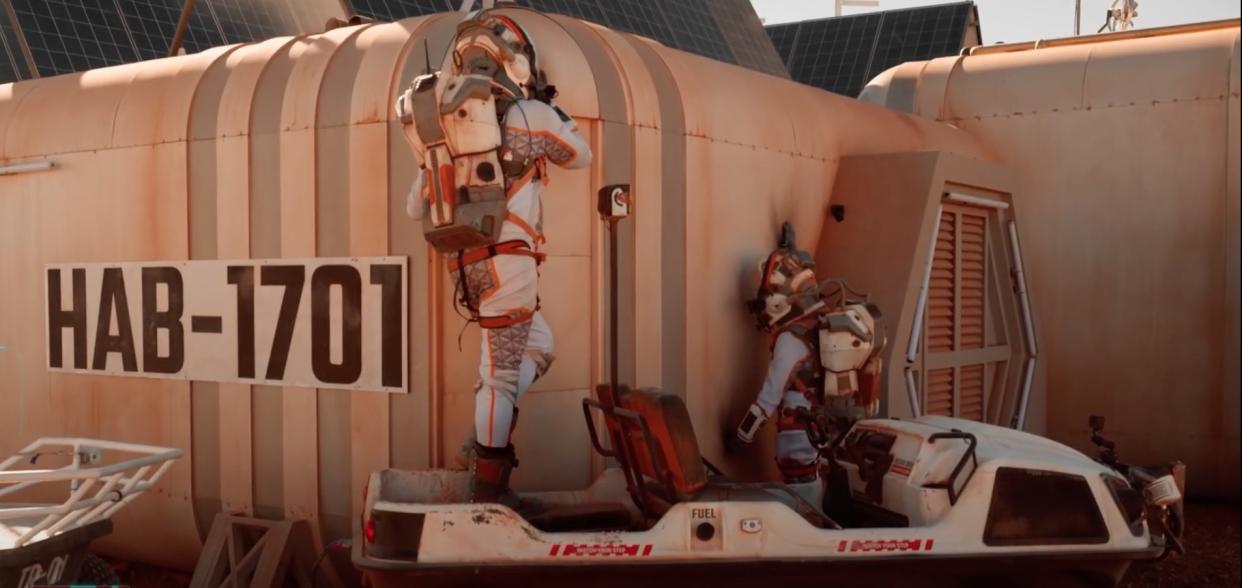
726,224,884,510
401,13,591,505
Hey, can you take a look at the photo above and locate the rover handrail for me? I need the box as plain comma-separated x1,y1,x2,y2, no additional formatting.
0,438,182,549
923,431,978,506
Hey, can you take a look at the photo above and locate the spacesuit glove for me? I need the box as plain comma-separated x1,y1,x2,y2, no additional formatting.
725,404,767,455
724,430,751,455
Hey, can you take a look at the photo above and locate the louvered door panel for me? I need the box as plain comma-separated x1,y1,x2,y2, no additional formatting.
927,212,956,353
957,211,987,419
959,213,986,350
922,204,995,422
958,364,985,420
925,368,955,416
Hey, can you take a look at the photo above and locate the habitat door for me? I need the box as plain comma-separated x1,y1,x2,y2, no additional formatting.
818,151,1041,430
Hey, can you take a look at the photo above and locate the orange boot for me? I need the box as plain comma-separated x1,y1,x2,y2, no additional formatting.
468,442,516,504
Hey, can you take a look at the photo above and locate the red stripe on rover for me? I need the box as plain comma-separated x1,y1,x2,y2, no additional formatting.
549,543,654,557
836,538,934,553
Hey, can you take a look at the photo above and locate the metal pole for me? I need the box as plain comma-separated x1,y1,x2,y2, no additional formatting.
608,218,619,390
904,368,922,418
167,0,196,58
597,184,631,393
1074,0,1082,35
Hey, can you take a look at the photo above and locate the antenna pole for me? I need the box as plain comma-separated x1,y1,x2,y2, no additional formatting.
167,0,196,57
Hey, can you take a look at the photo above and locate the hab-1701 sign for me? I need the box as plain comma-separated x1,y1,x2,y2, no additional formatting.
45,257,407,393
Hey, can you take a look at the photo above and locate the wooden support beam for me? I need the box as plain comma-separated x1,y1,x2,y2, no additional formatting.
189,514,324,588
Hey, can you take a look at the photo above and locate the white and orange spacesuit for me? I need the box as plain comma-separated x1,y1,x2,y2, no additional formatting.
398,12,590,505
728,224,885,510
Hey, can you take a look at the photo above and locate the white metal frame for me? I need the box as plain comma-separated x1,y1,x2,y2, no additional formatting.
0,438,182,549
903,204,943,418
1007,221,1039,430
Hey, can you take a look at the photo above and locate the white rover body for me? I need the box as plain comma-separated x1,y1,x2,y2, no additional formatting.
353,387,1182,588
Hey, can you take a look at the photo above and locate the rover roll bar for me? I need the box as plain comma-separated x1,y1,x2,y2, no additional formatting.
923,431,978,506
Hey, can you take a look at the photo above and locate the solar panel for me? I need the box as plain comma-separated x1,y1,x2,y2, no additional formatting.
1,7,31,82
9,0,139,77
350,0,451,22
706,0,787,76
200,0,292,45
178,0,346,50
766,17,798,64
768,1,976,97
115,0,226,59
521,0,617,34
657,0,733,64
868,3,968,82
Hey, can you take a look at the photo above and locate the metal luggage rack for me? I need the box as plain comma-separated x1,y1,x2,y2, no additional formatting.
0,438,182,549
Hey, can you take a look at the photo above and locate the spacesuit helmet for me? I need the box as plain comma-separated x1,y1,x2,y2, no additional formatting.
747,223,823,331
451,13,539,101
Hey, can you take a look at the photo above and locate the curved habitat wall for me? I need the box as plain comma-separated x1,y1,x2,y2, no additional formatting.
862,22,1241,500
0,8,987,567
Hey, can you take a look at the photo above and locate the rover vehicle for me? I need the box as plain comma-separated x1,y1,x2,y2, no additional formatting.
353,385,1184,588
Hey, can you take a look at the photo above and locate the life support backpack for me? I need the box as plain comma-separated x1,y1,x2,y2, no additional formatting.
776,301,884,400
816,302,884,398
395,15,542,254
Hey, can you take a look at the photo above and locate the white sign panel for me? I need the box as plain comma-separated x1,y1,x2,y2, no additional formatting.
45,257,407,393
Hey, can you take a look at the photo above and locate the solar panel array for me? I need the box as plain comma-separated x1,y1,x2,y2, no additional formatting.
0,0,787,84
0,0,343,82
351,0,788,77
766,1,978,98
705,0,787,76
349,0,453,23
7,0,139,76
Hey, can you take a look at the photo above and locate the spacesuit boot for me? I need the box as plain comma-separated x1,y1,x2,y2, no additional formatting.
469,442,517,503
468,441,547,518
786,473,827,513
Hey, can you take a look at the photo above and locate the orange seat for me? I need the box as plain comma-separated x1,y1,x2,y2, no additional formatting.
615,387,708,500
584,385,836,528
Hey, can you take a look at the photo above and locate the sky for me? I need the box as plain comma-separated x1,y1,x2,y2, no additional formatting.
750,0,1240,44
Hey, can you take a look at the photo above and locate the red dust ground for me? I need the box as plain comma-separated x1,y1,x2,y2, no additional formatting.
109,502,1239,588
1119,502,1240,588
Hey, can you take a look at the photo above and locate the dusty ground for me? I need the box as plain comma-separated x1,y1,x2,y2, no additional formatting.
1119,502,1240,588
105,503,1239,588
